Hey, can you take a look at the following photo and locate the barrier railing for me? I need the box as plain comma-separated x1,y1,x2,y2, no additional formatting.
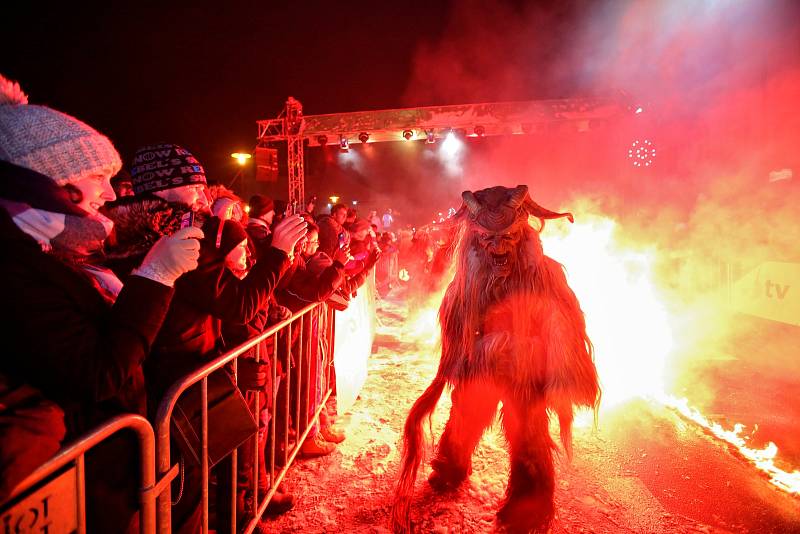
0,414,156,534
153,301,335,534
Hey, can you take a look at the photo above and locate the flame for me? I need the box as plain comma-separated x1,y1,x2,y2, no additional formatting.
397,209,800,496
541,216,674,407
662,395,800,495
541,213,799,495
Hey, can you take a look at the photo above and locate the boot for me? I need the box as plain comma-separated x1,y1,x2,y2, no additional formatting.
320,424,345,444
299,434,335,457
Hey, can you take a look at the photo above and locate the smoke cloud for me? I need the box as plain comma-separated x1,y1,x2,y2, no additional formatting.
380,0,800,458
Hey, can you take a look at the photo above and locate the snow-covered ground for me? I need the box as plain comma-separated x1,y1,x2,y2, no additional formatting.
267,291,773,533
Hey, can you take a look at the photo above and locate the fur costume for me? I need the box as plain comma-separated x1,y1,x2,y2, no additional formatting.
393,185,600,533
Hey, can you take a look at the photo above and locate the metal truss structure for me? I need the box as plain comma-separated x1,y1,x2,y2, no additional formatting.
257,95,634,204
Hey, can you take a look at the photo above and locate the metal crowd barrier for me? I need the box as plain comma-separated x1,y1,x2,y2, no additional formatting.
153,301,335,534
0,414,156,534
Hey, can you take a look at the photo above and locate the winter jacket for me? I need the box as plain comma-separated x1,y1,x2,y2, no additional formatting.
0,207,174,434
275,254,346,312
316,214,348,258
104,198,290,405
307,251,371,297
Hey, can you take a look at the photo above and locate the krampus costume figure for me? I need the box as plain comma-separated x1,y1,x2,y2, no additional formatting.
393,185,600,533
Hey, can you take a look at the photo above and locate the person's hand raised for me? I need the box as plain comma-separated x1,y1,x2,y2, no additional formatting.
333,244,351,265
271,215,307,258
135,226,204,286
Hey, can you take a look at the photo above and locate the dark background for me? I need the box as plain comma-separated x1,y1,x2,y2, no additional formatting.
3,1,799,224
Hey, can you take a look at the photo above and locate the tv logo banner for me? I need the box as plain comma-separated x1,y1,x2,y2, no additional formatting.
732,262,799,326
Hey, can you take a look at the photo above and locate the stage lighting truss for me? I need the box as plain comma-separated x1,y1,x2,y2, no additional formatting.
628,139,656,167
339,135,349,151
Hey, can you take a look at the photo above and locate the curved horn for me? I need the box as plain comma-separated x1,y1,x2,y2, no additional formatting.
508,184,528,208
461,190,481,215
523,197,574,224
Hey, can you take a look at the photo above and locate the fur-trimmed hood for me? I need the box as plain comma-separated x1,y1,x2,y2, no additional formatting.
102,194,207,267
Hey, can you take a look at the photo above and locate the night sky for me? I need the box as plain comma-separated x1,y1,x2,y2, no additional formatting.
3,1,799,221
2,2,458,182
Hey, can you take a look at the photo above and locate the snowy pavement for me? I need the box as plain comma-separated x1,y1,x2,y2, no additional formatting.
268,294,800,533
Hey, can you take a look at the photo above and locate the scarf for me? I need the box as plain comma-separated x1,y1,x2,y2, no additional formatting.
0,198,122,301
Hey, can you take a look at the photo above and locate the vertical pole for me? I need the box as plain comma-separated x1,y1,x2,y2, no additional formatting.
270,332,278,483
76,454,86,534
284,324,292,467
252,342,261,520
230,358,238,534
296,315,304,435
201,376,209,534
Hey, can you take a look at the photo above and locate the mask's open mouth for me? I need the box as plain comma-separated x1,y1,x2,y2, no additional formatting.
491,252,510,267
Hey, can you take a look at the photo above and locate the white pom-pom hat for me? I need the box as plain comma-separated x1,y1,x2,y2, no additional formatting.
0,74,121,185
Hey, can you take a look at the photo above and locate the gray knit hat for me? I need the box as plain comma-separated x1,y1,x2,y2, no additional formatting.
0,74,122,186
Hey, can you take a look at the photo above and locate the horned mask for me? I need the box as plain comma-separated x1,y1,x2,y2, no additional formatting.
461,185,573,275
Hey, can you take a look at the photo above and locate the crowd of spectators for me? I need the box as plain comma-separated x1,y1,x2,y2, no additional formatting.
0,74,386,533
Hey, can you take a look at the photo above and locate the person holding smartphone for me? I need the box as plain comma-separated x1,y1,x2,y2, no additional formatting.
0,77,202,531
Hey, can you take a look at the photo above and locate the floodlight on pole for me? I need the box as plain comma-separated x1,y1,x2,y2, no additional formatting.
231,152,252,165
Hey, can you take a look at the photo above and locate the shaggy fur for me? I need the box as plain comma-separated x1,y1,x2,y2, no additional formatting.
393,191,600,533
102,194,207,273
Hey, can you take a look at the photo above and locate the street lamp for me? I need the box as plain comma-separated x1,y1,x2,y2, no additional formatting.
231,152,252,165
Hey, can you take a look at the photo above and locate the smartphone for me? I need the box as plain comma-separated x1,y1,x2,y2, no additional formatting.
338,231,346,249
179,211,195,229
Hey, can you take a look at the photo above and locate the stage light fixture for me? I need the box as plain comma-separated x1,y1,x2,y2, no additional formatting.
402,130,414,141
426,130,436,144
627,139,656,167
317,135,328,146
358,132,370,144
441,130,461,156
474,125,485,137
339,135,349,151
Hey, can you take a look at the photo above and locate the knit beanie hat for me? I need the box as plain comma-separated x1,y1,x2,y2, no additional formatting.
201,217,248,259
0,75,122,186
130,144,207,196
248,194,274,219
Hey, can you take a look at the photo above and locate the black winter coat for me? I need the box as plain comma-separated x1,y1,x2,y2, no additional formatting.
104,198,291,406
0,208,174,436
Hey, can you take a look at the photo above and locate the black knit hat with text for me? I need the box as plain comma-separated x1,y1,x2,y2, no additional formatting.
130,143,207,196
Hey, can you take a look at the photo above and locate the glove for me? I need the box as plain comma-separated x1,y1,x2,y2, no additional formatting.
271,215,308,257
237,358,269,391
268,304,292,324
133,226,204,287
